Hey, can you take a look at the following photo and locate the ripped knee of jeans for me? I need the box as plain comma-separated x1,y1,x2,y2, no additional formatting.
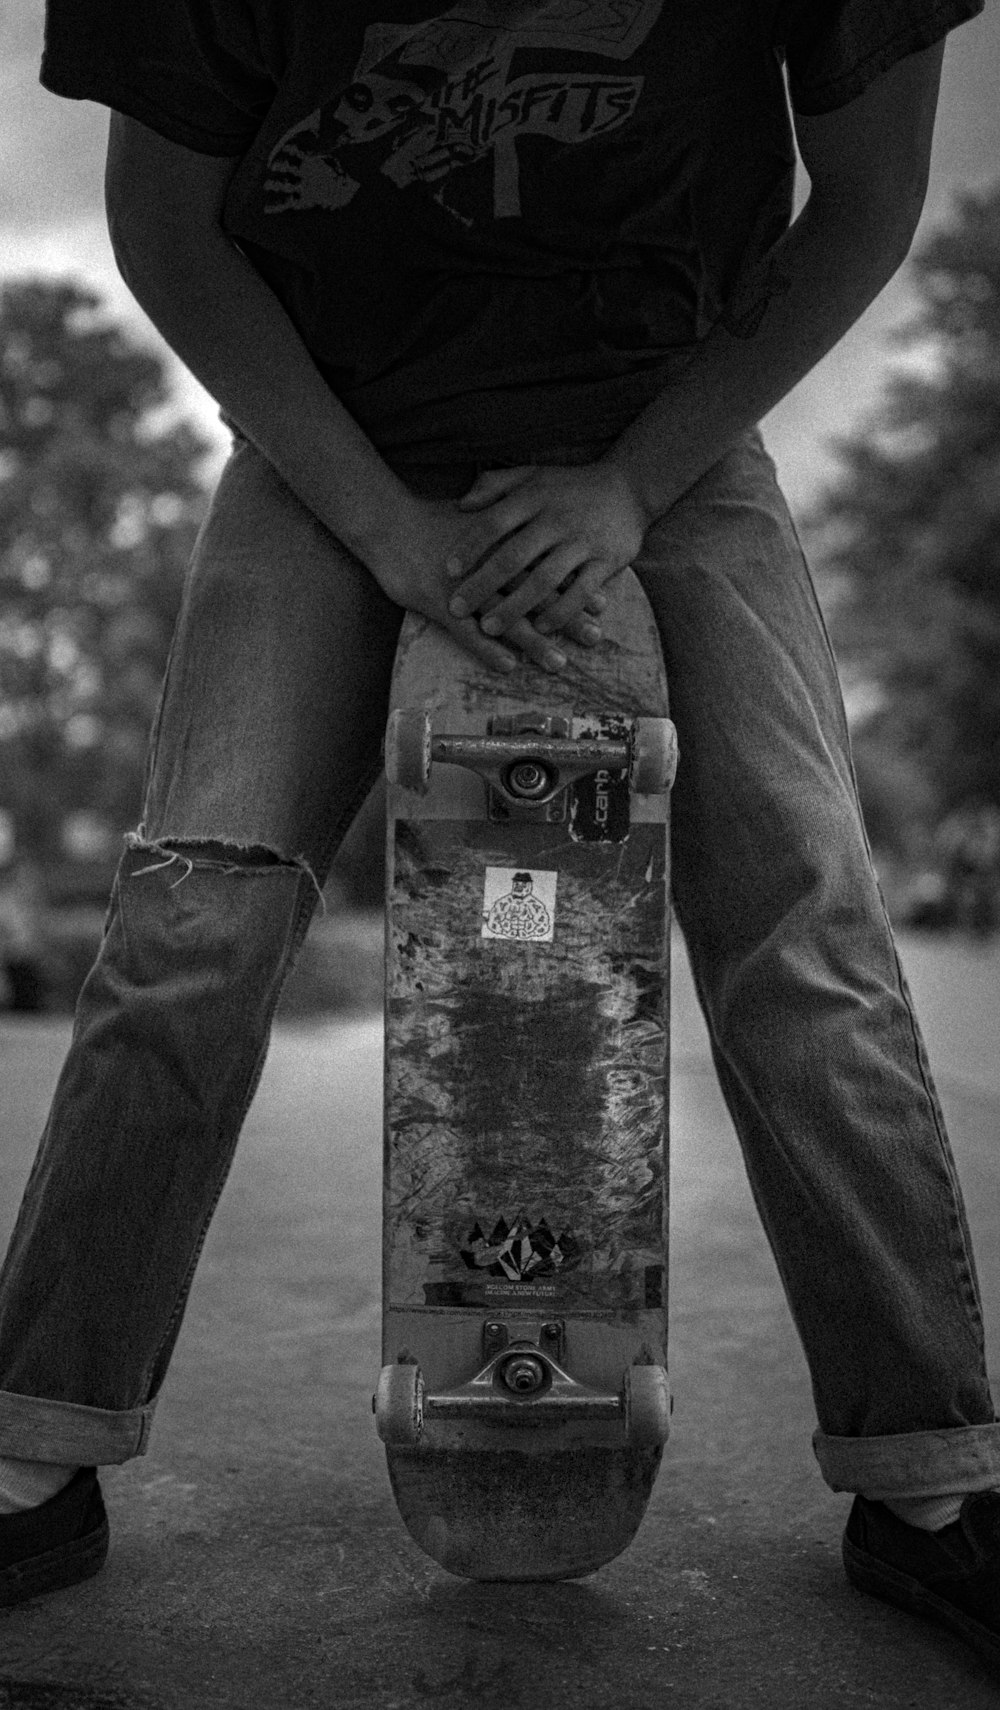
123,830,327,913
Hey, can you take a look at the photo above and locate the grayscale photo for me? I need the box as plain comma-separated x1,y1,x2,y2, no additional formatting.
0,2,998,1704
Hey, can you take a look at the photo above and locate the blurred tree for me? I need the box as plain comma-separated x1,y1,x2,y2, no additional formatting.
806,181,1000,857
0,277,210,865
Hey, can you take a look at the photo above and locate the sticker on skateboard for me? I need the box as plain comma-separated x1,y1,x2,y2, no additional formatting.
481,867,557,942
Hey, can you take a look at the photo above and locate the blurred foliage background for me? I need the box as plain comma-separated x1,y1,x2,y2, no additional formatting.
1,181,998,1011
0,278,207,867
803,177,1000,935
0,278,384,1013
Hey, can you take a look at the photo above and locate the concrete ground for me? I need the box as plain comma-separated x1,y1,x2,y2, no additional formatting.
0,926,998,1709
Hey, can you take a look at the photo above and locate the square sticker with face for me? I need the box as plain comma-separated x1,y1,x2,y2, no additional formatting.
481,867,558,943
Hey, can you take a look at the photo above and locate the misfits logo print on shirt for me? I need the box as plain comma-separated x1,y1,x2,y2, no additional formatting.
265,0,662,225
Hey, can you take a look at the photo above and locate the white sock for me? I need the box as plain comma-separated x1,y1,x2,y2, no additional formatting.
883,1492,965,1532
0,1456,78,1515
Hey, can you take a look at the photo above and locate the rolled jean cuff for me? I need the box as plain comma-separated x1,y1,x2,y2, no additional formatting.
814,1422,1000,1498
0,1388,155,1465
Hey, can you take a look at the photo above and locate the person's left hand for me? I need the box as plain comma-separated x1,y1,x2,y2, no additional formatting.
447,461,650,641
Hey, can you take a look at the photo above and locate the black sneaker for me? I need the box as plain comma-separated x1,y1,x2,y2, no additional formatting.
0,1466,108,1606
844,1492,1000,1667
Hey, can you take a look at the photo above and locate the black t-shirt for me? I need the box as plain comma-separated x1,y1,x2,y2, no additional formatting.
42,0,983,461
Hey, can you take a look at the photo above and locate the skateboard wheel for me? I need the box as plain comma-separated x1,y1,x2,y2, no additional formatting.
630,718,677,795
374,1362,424,1445
384,709,432,792
624,1365,671,1447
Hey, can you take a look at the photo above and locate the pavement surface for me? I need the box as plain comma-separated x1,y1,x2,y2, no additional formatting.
0,925,998,1709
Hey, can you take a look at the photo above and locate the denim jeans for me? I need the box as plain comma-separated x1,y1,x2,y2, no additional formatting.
0,428,997,1500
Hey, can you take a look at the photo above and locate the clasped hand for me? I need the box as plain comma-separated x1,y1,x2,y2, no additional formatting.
448,460,649,647
367,458,650,676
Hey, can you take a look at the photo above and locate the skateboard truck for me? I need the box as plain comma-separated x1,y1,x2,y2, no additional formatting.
385,708,676,820
374,1324,670,1450
423,1344,623,1423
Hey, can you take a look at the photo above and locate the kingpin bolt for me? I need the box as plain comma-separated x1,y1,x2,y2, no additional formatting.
506,760,554,800
502,1354,546,1395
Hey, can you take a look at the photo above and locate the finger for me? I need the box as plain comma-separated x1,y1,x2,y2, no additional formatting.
507,615,570,674
449,520,561,616
563,611,604,647
465,579,571,672
446,492,549,581
536,579,607,634
449,609,567,676
456,466,536,511
473,589,570,674
448,614,519,675
529,562,614,635
474,543,588,635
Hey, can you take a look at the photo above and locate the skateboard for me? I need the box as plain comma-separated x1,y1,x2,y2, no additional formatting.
375,566,677,1581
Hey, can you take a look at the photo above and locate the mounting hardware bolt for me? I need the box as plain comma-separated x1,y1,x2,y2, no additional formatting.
483,1320,509,1358
540,1320,564,1358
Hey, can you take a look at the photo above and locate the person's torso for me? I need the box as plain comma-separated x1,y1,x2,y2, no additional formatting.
222,0,797,449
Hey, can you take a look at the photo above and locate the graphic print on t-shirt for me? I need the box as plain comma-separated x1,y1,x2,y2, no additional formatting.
265,0,663,226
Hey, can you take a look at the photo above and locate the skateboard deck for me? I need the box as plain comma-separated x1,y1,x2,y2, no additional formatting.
376,567,676,1581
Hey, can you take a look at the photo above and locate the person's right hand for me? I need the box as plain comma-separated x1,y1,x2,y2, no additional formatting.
364,495,606,675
